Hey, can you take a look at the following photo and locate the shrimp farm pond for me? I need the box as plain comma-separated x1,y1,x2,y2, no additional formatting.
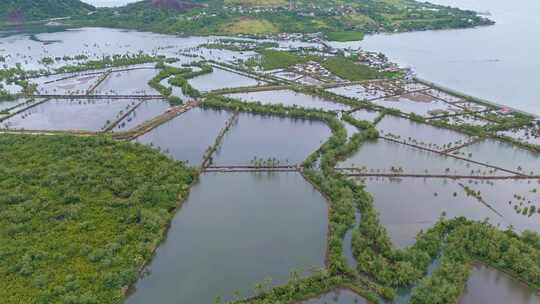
1,26,540,304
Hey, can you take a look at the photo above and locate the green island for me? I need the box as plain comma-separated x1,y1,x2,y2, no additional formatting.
1,0,493,38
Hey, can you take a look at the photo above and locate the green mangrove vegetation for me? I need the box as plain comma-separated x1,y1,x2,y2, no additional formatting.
56,53,161,74
0,134,196,303
148,62,213,104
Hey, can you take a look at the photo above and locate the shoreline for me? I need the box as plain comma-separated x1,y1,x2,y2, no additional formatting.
415,77,540,119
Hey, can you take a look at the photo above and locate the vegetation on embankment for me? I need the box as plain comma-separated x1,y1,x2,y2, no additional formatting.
202,94,337,122
249,49,313,70
321,56,395,81
0,134,197,304
148,61,213,104
247,50,392,81
56,53,161,74
325,31,364,42
410,219,540,303
1,54,165,90
227,103,540,304
206,97,388,304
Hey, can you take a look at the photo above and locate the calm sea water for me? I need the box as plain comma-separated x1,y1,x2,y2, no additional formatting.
331,0,540,116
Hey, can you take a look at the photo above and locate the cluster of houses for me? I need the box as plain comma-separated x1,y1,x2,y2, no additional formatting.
289,60,342,83
356,50,401,73
223,2,356,17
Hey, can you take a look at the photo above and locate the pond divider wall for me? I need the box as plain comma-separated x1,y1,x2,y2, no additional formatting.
380,136,526,176
0,98,50,123
103,99,146,132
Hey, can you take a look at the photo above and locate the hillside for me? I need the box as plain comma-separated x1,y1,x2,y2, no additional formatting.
0,0,95,23
83,0,493,38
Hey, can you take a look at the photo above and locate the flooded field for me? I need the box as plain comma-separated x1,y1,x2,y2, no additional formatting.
377,116,471,151
359,178,501,247
342,119,359,138
327,84,388,100
0,98,30,113
301,289,368,304
34,73,103,95
2,98,135,131
499,127,540,146
454,139,540,175
136,107,231,166
93,68,159,95
188,68,262,92
458,179,540,233
213,112,331,165
297,76,325,86
113,100,170,132
225,89,349,112
424,89,464,104
399,82,430,92
460,264,540,304
127,172,328,304
272,71,302,81
350,109,381,123
338,139,502,176
160,76,188,100
430,113,491,127
373,94,461,117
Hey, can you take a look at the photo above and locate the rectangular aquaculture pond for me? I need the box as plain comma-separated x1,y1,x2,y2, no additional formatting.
35,73,104,95
498,127,540,146
327,84,388,100
358,178,503,247
212,112,331,166
135,107,232,166
350,108,380,122
113,100,170,132
188,67,263,92
126,172,328,304
225,89,350,112
373,93,462,117
453,139,540,175
377,116,472,151
456,179,540,234
338,138,499,176
2,98,137,131
0,98,32,113
93,68,159,95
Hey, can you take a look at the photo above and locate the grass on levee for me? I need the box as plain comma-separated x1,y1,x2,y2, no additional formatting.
0,134,196,304
325,31,364,42
254,49,311,70
321,56,391,81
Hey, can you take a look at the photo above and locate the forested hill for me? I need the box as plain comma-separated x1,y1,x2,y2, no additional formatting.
83,0,493,37
0,0,95,23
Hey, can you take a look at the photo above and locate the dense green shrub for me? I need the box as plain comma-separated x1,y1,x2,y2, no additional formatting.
0,134,196,303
